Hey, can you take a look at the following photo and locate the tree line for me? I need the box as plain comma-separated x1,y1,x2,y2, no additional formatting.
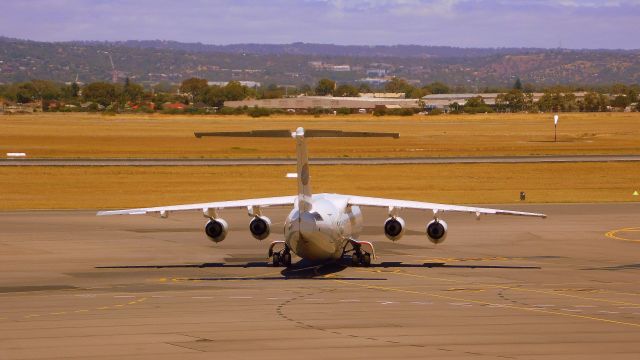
1,77,639,114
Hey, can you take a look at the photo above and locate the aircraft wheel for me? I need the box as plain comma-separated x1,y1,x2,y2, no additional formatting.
282,252,292,267
272,253,281,267
351,253,361,266
361,253,371,267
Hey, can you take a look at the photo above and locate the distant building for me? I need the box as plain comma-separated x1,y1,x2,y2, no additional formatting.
358,78,389,86
360,93,406,99
422,92,588,111
163,102,188,110
224,96,419,111
330,65,351,72
366,69,387,77
207,81,261,88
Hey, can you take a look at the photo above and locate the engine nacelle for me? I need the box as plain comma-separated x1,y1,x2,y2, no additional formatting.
205,218,229,243
249,215,271,240
426,219,448,244
384,217,405,241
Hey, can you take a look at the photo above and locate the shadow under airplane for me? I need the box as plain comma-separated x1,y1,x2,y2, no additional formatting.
96,257,539,280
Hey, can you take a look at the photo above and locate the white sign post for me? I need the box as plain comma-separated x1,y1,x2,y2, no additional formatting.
554,114,559,142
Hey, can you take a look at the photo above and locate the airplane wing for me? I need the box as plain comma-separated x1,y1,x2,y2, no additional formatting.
97,196,297,216
346,195,546,218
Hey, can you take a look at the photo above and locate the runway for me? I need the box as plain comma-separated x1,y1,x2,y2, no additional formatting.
2,203,640,359
2,154,640,166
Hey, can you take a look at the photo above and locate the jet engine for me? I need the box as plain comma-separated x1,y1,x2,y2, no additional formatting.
249,215,271,240
426,219,448,244
205,218,229,243
384,217,405,241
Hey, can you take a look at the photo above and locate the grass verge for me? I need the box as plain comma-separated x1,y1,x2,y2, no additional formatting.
1,163,638,210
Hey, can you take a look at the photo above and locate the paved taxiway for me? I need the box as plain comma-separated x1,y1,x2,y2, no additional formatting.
1,203,640,359
2,154,640,166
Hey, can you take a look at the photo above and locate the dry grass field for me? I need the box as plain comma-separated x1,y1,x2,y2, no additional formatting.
1,112,639,158
1,163,638,210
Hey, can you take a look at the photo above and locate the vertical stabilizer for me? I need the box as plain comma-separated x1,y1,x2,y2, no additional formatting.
292,127,312,212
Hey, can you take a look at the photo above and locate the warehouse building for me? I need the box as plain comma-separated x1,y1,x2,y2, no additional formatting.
422,92,587,110
224,96,420,112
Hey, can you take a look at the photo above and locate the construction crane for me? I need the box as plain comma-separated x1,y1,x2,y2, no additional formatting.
99,50,118,83
107,52,117,83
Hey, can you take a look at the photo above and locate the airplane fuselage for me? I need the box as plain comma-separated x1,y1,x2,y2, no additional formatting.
284,194,363,261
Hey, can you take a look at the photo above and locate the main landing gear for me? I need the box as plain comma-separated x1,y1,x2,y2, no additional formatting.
268,240,292,267
346,239,375,267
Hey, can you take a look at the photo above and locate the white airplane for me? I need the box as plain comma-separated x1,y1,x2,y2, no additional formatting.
98,127,546,267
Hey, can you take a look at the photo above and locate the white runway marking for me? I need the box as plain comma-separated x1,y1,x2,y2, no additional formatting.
561,308,583,312
229,296,253,299
450,302,473,307
378,301,396,305
598,310,620,314
339,299,361,302
410,301,432,305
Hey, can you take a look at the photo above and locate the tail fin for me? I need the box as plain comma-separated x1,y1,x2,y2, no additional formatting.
194,128,399,213
291,127,312,212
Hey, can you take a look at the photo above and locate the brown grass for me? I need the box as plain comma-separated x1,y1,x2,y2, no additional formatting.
1,163,638,210
1,112,639,159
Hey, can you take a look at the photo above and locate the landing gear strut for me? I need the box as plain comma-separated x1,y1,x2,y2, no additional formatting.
268,240,292,267
346,239,375,267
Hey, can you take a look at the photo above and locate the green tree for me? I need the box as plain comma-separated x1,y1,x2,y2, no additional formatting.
14,83,38,103
203,86,225,107
180,78,208,103
384,77,413,94
513,77,523,90
315,78,336,96
463,96,493,114
223,81,253,101
83,82,118,106
538,89,577,112
581,92,608,112
357,83,372,93
299,84,313,95
333,84,359,97
123,78,144,102
424,82,450,94
610,95,631,110
259,84,285,99
71,82,80,98
30,80,62,102
496,89,526,112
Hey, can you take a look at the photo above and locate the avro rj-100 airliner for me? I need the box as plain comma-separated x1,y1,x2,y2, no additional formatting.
98,128,546,267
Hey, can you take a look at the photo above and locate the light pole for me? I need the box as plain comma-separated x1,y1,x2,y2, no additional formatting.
554,114,559,142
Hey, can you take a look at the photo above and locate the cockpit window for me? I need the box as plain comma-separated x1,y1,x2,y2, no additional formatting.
310,212,323,221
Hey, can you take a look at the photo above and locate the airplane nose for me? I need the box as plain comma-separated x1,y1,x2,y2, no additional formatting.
299,212,317,237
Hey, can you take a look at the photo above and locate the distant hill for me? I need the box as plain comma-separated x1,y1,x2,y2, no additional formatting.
1,37,639,87
93,40,541,58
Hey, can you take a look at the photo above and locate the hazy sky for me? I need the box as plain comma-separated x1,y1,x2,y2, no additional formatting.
1,0,639,49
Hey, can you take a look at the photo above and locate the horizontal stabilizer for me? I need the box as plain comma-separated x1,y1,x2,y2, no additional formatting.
195,129,399,139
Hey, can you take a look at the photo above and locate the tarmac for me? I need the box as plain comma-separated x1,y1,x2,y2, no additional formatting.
2,154,640,166
1,202,640,359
